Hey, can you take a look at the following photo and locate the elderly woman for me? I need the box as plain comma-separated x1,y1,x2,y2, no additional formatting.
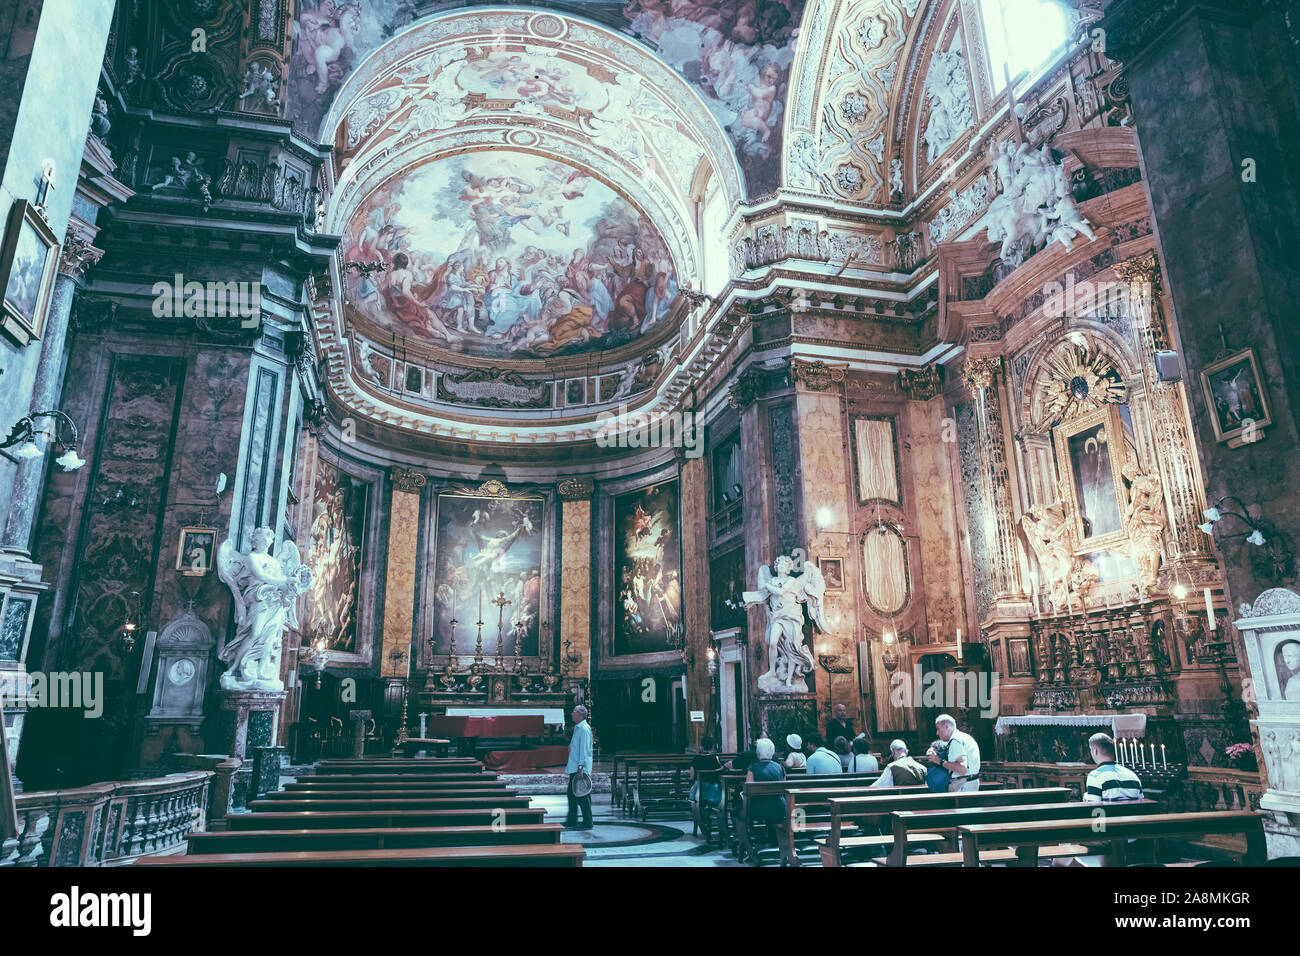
783,734,806,770
743,737,797,866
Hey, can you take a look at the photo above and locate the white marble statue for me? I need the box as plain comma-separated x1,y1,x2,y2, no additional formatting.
984,141,1095,266
744,554,826,694
216,527,312,692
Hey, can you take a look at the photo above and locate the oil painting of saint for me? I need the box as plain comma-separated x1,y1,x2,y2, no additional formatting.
613,480,682,655
431,494,545,657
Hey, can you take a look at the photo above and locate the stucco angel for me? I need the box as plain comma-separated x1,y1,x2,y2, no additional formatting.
217,527,312,692
745,554,825,693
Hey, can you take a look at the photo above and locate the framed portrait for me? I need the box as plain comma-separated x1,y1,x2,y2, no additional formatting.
613,479,682,656
1199,348,1271,445
1053,404,1130,554
175,526,218,576
1007,637,1032,677
0,200,60,346
817,556,845,591
308,466,370,655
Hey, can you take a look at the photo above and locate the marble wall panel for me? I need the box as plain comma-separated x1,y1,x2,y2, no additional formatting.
560,497,592,680
380,483,421,678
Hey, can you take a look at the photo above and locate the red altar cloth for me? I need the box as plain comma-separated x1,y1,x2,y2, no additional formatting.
426,715,546,738
481,746,570,772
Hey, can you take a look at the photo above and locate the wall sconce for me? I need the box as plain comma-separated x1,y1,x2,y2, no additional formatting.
881,625,900,673
706,646,717,677
1200,498,1293,580
2,409,85,470
1200,498,1266,546
300,636,330,690
119,590,142,652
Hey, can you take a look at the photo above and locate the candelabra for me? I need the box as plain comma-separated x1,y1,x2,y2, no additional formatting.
2,409,85,471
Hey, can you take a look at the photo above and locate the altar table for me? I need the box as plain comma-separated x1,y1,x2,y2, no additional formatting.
426,715,547,738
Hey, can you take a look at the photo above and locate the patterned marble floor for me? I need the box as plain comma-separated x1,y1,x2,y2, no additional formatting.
533,794,746,867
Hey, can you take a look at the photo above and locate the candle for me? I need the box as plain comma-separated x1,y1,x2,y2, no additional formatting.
956,628,962,663
1137,740,1144,767
1161,744,1167,769
1204,587,1216,631
478,589,483,620
1150,743,1156,766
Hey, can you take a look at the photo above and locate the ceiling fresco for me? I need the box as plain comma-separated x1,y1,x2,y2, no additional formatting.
343,151,678,358
288,0,807,196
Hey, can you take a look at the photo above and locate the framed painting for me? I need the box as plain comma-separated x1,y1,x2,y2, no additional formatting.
1199,348,1271,445
1053,404,1129,554
175,526,218,576
1007,637,1032,677
0,199,60,346
613,479,682,656
430,492,545,658
817,556,845,591
306,465,368,654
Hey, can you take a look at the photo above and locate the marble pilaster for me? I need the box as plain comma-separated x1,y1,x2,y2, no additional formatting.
380,469,424,679
558,478,593,684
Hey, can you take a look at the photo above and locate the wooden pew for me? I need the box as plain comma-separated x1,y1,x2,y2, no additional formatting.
313,759,482,775
628,757,695,820
186,823,562,855
861,799,1163,867
226,808,546,830
284,777,506,791
733,774,912,864
136,844,585,867
957,810,1268,867
246,795,532,812
261,787,516,801
815,786,1062,866
611,753,673,809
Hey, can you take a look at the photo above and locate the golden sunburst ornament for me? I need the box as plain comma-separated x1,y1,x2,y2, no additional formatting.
1038,346,1125,426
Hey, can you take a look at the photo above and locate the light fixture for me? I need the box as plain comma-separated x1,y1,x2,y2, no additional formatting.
816,506,835,529
2,409,84,471
1200,499,1267,547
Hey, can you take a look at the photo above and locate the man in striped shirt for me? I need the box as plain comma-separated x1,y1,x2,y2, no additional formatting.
1083,733,1143,802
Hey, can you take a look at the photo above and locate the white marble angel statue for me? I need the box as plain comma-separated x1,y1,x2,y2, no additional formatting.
216,527,313,692
744,554,826,694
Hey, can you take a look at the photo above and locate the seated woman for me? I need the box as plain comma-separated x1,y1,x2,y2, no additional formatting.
743,737,797,866
690,736,724,807
848,736,879,773
783,734,806,770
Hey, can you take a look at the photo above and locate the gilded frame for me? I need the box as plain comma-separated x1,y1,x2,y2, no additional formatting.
1053,404,1129,555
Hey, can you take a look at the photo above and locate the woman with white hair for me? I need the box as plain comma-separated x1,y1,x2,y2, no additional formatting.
743,737,797,865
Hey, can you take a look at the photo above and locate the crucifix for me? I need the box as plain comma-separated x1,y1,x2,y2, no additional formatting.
492,590,512,669
35,160,56,214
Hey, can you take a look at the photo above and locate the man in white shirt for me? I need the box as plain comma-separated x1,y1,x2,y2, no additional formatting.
804,733,843,774
926,714,980,792
564,705,594,829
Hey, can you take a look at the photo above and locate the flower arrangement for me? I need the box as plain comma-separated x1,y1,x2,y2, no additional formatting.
1225,742,1258,771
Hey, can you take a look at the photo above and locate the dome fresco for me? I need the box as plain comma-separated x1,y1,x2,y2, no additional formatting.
344,151,678,358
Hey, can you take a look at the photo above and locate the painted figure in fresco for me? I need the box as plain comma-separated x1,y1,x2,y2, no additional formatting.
296,1,364,95
746,555,825,693
217,528,312,692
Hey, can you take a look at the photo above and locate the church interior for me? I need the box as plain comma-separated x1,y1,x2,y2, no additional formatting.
2,0,1299,887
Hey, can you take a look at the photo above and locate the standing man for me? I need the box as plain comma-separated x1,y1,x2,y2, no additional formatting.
826,704,855,767
564,704,594,830
926,714,981,792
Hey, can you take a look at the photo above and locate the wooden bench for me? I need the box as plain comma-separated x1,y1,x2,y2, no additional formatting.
262,787,516,801
734,774,904,864
628,758,696,820
246,795,532,812
313,759,482,775
611,753,674,808
186,823,562,855
957,810,1268,867
289,773,497,786
226,808,546,830
392,738,452,757
284,777,507,791
816,786,1065,866
864,799,1163,867
136,844,585,867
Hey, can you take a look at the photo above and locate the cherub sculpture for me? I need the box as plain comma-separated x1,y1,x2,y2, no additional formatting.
1120,458,1166,600
744,554,826,693
216,527,312,692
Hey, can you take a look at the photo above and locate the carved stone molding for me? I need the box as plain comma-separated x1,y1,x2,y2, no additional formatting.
788,358,846,391
898,364,942,401
390,468,427,494
727,365,767,409
557,476,595,501
476,479,509,497
58,218,104,280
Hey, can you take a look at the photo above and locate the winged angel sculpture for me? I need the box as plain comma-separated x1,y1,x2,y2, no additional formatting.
744,554,827,694
217,527,313,692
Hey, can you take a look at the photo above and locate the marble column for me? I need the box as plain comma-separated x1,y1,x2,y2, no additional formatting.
1116,252,1213,566
1,225,103,555
679,452,713,743
557,477,593,691
963,356,1028,608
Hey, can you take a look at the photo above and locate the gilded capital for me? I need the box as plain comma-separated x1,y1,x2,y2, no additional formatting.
788,358,846,391
727,365,765,409
963,356,1002,391
557,476,595,501
390,467,427,493
1114,250,1163,295
898,364,942,401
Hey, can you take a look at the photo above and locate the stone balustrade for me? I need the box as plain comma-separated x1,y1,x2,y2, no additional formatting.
0,771,212,866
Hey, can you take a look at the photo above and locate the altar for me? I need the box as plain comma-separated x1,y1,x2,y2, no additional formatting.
992,713,1152,763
